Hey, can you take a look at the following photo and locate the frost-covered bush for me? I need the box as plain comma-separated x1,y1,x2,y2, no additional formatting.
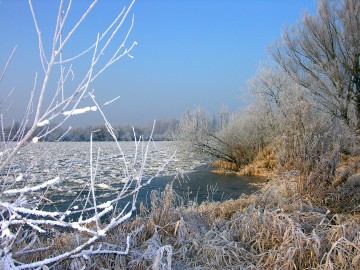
175,106,268,168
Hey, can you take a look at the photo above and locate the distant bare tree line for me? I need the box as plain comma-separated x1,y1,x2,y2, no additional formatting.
3,119,179,142
3,111,238,142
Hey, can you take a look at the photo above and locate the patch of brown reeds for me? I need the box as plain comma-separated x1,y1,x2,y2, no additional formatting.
211,160,238,174
292,152,360,215
238,145,279,178
211,145,279,177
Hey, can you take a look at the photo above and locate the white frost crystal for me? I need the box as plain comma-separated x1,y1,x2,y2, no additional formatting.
37,120,50,127
16,174,23,181
63,106,97,116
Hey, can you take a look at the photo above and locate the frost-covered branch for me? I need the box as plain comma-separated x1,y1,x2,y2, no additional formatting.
4,177,60,194
0,0,164,269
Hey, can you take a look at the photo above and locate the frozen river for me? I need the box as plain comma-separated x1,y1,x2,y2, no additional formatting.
8,141,265,211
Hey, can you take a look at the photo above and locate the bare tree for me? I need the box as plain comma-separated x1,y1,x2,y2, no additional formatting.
272,0,360,130
249,66,317,137
215,108,268,166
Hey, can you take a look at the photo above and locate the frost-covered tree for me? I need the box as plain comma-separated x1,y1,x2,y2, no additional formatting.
218,106,229,130
176,107,264,167
176,107,217,159
249,64,353,191
272,0,360,130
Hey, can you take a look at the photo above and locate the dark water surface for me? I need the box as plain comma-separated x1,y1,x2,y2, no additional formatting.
142,166,265,204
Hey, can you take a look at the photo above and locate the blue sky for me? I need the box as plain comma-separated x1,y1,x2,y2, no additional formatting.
0,0,317,126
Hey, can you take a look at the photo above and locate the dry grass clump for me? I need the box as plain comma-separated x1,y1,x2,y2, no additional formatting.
211,145,279,177
10,226,88,267
211,160,238,173
238,145,279,178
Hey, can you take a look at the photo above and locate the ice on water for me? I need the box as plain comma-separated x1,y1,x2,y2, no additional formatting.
6,141,206,199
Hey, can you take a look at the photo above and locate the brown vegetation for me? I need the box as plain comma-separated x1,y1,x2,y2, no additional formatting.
238,145,279,178
211,160,238,173
9,136,359,268
211,145,279,178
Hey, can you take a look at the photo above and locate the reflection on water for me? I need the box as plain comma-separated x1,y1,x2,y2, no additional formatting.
171,166,265,203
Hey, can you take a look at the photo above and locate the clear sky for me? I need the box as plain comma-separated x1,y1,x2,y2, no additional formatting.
0,0,317,127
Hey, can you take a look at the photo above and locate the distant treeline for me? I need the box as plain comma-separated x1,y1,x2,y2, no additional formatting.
4,119,180,142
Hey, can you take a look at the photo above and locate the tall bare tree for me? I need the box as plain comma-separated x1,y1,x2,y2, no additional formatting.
272,0,360,130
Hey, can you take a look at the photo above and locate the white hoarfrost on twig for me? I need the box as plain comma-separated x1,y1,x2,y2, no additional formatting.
37,119,50,127
15,174,23,182
62,106,97,116
4,177,60,194
0,202,61,218
102,95,120,106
